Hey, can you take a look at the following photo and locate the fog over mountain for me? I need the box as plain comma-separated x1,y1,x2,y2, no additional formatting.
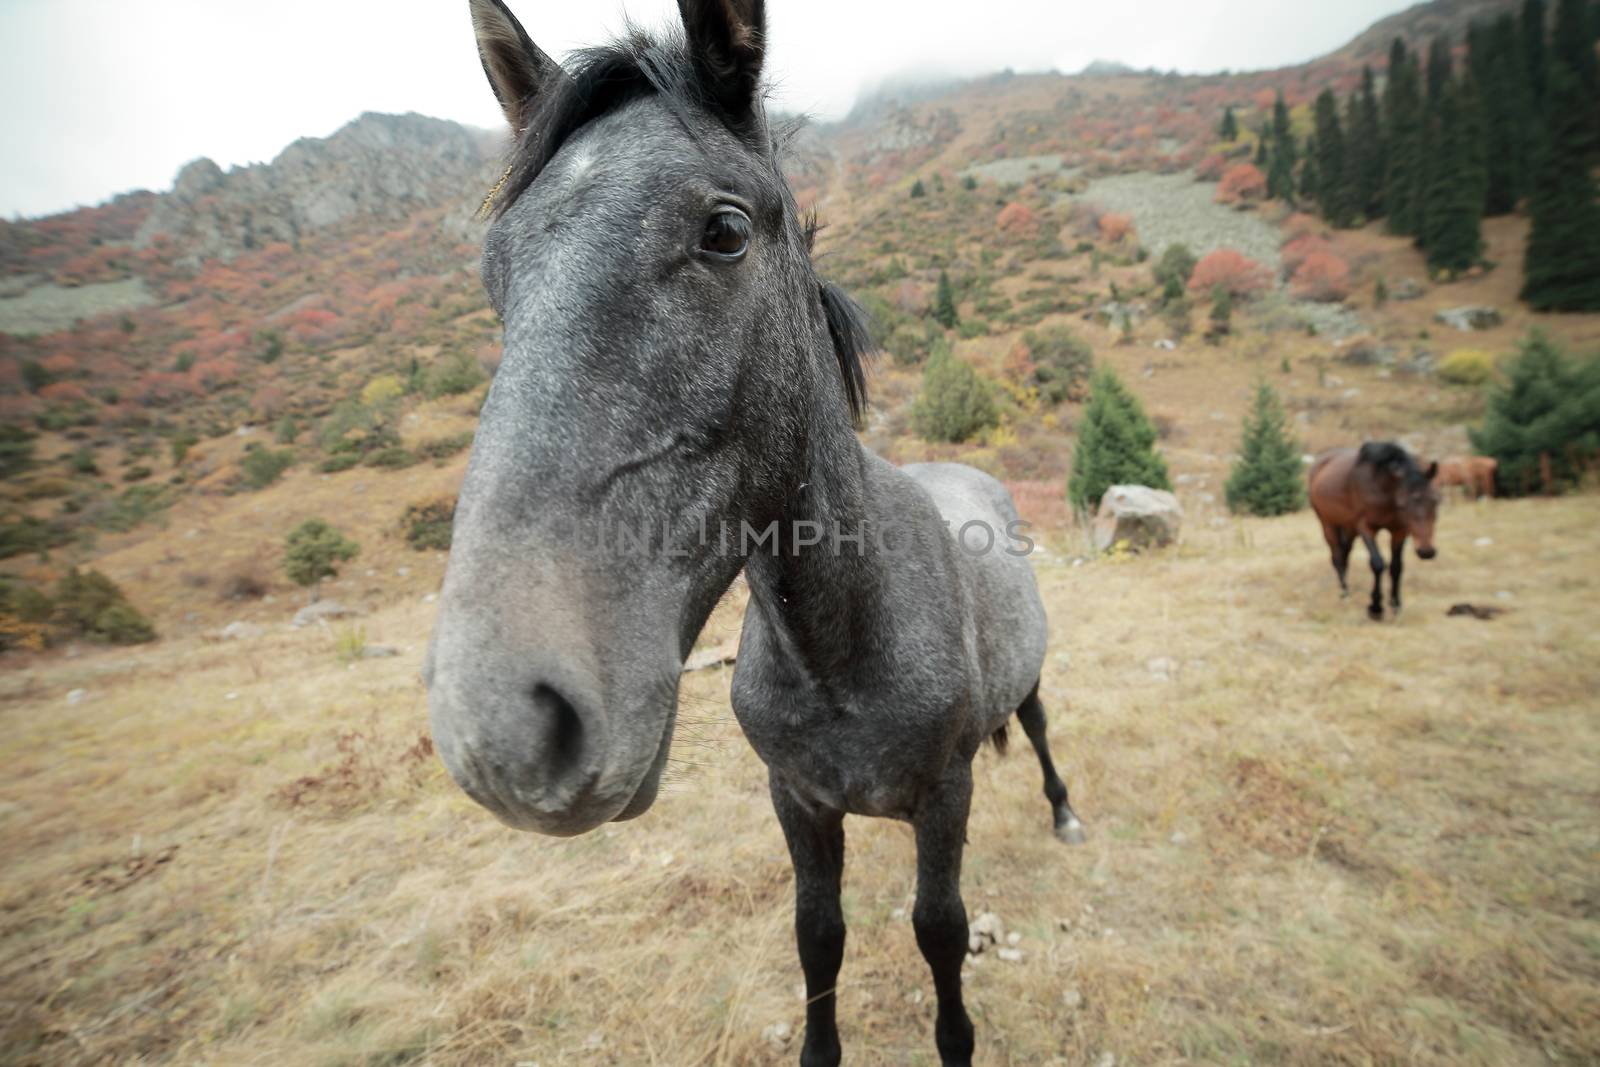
1,0,1421,219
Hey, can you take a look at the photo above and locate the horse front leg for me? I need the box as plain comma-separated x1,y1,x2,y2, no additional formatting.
1389,531,1406,617
912,765,976,1066
770,774,846,1067
1358,527,1386,621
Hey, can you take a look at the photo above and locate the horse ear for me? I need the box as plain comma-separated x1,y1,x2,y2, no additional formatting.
469,0,561,133
677,0,767,120
1425,461,1439,480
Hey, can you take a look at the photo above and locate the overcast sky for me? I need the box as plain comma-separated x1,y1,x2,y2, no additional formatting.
0,0,1415,219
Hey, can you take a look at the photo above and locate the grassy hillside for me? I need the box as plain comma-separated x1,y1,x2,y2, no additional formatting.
3,495,1596,1065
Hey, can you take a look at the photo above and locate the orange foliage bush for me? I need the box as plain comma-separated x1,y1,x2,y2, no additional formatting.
996,202,1038,234
1196,154,1229,181
1216,163,1267,204
1098,213,1135,243
1188,249,1272,298
1281,213,1324,244
1281,234,1333,276
1290,251,1352,302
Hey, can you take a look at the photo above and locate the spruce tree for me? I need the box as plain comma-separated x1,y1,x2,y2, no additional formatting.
1300,135,1320,202
1267,92,1297,201
1523,0,1548,101
1313,90,1353,226
1225,381,1306,516
1384,39,1424,235
1219,106,1239,141
1552,0,1598,152
1340,91,1368,223
1067,365,1171,511
1355,66,1386,218
1521,63,1600,309
1469,330,1600,493
933,269,959,328
1422,80,1486,277
1481,14,1531,212
1426,36,1453,105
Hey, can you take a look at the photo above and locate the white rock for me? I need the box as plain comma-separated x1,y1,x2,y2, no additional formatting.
1092,485,1183,552
1474,537,1493,547
762,1021,793,1048
291,600,358,627
968,911,1005,954
997,947,1024,963
1006,931,1022,946
1062,987,1084,1009
1095,1052,1116,1067
218,621,263,641
1147,656,1178,681
1170,830,1189,845
65,688,87,706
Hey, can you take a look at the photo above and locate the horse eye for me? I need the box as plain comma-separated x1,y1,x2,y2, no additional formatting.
700,209,750,259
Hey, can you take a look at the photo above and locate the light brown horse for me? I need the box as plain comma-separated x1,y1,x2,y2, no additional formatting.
1434,455,1497,499
1309,442,1440,620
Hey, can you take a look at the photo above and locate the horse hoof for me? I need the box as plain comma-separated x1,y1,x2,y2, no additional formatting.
1055,817,1087,845
1367,608,1383,622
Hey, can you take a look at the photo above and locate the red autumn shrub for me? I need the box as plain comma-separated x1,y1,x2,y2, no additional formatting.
1216,163,1267,204
1196,153,1229,181
997,201,1038,234
1281,213,1324,244
1098,212,1135,243
1281,234,1333,276
1291,251,1352,302
1188,248,1272,298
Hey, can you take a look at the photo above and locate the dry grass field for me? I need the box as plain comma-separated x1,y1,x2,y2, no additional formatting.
3,492,1597,1066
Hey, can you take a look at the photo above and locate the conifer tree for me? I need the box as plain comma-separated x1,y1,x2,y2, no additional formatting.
1313,90,1353,226
1225,381,1306,516
1552,0,1598,152
1267,92,1297,201
1353,66,1386,218
1521,63,1600,309
1421,80,1486,277
1481,14,1532,212
1300,135,1320,202
1219,106,1239,141
933,269,959,329
1522,0,1548,101
1470,329,1600,493
1426,36,1453,105
1384,39,1424,235
1067,366,1170,511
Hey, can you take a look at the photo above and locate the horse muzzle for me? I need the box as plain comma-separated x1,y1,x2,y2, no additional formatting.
1417,546,1437,560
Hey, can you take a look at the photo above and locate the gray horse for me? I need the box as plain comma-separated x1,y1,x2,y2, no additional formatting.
426,2,1084,1063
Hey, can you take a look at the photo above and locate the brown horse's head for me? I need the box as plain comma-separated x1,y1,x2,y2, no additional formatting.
1402,462,1440,558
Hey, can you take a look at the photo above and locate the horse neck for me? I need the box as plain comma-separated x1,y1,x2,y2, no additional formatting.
741,395,888,678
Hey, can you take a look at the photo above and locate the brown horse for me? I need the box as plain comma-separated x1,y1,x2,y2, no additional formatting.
1433,455,1498,500
1309,442,1440,620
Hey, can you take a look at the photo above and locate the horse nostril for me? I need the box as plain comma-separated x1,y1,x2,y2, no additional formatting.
530,683,586,766
1418,547,1437,560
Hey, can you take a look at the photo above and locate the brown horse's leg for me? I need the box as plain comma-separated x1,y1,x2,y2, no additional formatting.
1358,526,1386,621
1321,521,1353,596
1389,531,1407,617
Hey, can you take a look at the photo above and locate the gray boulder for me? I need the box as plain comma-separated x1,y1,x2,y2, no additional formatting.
1093,485,1183,552
291,600,358,628
1434,306,1502,332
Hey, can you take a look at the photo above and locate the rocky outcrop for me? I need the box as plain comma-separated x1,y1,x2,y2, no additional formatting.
1092,485,1183,551
135,112,502,266
1434,306,1503,332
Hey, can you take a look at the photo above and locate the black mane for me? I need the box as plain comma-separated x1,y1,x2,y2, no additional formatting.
483,26,872,425
1358,440,1427,483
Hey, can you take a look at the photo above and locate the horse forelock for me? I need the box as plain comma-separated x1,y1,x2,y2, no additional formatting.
482,24,873,420
1357,440,1428,485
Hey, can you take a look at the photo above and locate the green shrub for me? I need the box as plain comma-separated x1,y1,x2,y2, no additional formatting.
1470,330,1600,495
1437,349,1498,386
0,424,36,480
284,519,360,600
170,431,199,465
54,568,156,644
319,454,361,473
910,179,927,198
1152,243,1197,299
123,465,153,482
426,353,485,399
1225,381,1305,516
933,270,959,329
416,433,474,462
402,498,456,551
364,446,418,470
1067,366,1170,510
275,416,300,444
0,515,71,559
911,344,999,444
240,447,294,490
70,448,99,475
1022,327,1094,405
96,484,174,533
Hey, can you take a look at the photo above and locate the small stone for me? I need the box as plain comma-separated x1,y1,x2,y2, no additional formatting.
422,593,437,604
1062,987,1084,1009
967,911,1005,955
65,688,87,706
224,692,239,701
1495,590,1513,600
1474,537,1493,547
396,566,411,577
1095,1052,1116,1067
1170,830,1189,845
761,1021,793,1048
997,947,1024,962
1147,657,1178,681
891,907,907,921
659,852,674,867
219,621,263,641
581,1031,603,1051
1006,931,1021,946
